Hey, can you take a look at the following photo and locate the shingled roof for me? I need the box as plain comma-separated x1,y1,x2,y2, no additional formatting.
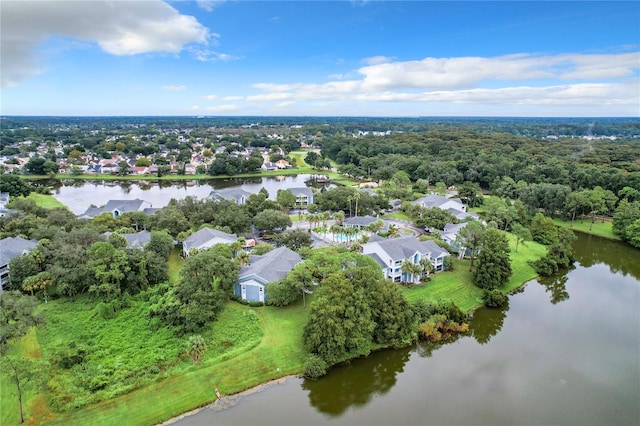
240,246,302,284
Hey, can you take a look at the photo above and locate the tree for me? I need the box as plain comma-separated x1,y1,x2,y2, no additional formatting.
253,209,291,232
145,230,175,259
303,274,374,364
273,229,312,251
0,291,43,352
0,174,31,197
370,279,415,345
457,181,483,207
21,271,54,299
613,200,640,243
117,161,130,176
510,222,532,253
8,255,39,291
473,228,512,290
276,189,296,211
456,221,485,271
401,260,422,284
87,242,130,302
185,335,207,365
1,356,50,423
529,213,557,245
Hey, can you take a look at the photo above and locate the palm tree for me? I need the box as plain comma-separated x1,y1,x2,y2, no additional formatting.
388,223,400,238
419,257,435,280
333,210,345,225
401,260,421,284
330,224,344,242
353,190,361,217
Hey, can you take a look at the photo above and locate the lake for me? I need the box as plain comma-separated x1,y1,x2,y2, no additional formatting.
46,175,324,214
175,233,640,426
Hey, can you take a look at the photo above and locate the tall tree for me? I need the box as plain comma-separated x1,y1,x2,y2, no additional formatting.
1,356,50,423
87,241,130,302
473,228,512,290
456,221,485,271
0,291,44,353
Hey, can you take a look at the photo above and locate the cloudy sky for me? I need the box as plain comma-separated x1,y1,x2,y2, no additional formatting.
1,1,639,117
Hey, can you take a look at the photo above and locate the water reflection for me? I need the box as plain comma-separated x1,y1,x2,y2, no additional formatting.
302,346,411,416
468,300,508,344
538,272,571,304
573,232,640,280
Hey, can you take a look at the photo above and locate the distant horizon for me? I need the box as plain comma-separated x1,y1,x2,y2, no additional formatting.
2,1,638,117
2,115,639,120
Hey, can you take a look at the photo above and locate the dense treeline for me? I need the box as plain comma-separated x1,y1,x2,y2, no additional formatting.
320,130,640,194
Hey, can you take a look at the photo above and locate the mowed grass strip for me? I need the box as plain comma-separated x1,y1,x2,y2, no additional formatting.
26,193,68,209
553,217,618,240
39,300,309,426
403,234,546,312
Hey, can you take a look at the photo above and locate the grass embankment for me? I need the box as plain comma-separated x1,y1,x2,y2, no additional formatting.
553,217,619,240
25,193,68,209
9,234,545,425
403,235,546,312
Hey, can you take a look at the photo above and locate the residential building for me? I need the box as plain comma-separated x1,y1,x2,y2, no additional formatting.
413,194,466,213
234,246,302,303
0,192,11,217
362,235,449,283
209,188,253,205
343,215,380,230
104,230,151,249
289,187,314,207
0,237,37,291
182,227,237,257
79,199,152,219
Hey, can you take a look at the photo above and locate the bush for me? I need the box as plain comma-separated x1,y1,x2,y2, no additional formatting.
482,289,508,308
303,354,328,380
248,301,264,307
534,256,558,276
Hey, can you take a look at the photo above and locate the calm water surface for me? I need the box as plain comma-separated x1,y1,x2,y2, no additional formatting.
48,175,321,214
177,233,640,426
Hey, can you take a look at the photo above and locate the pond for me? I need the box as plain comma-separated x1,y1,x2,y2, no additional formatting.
45,175,325,214
175,232,640,426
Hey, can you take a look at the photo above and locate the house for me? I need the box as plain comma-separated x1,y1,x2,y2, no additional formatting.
362,235,449,283
182,227,237,257
0,192,11,217
0,237,38,291
234,246,302,303
343,215,380,230
275,159,290,169
413,194,466,213
447,208,480,221
104,230,151,249
79,199,152,219
262,162,278,171
289,187,314,207
209,188,253,205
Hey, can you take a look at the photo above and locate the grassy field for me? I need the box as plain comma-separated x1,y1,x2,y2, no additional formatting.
4,229,547,425
403,234,546,312
25,193,68,209
553,217,619,240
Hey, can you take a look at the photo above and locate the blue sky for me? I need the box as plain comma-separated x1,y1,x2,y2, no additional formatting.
1,1,639,117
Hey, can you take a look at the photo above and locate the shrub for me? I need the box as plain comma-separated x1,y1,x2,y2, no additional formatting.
303,354,328,380
482,289,508,308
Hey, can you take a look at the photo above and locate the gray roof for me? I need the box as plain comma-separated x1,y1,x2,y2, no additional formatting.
344,215,379,226
240,246,302,283
80,199,150,218
365,236,435,261
209,188,252,202
289,187,313,197
367,234,386,243
420,239,450,259
447,208,479,220
366,252,387,269
123,230,151,248
0,237,37,267
414,194,463,209
142,208,160,215
443,222,466,235
183,227,237,251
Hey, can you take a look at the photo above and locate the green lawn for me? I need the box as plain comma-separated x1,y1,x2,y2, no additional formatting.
37,301,308,426
384,211,411,221
553,217,618,240
403,234,546,312
25,193,67,209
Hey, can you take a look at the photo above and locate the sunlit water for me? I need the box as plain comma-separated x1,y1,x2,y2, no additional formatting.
176,233,640,426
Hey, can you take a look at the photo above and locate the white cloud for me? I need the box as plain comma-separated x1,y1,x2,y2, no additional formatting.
163,85,187,91
223,96,244,101
196,0,226,12
1,0,209,87
244,52,640,110
190,48,239,62
361,55,394,65
203,94,219,100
